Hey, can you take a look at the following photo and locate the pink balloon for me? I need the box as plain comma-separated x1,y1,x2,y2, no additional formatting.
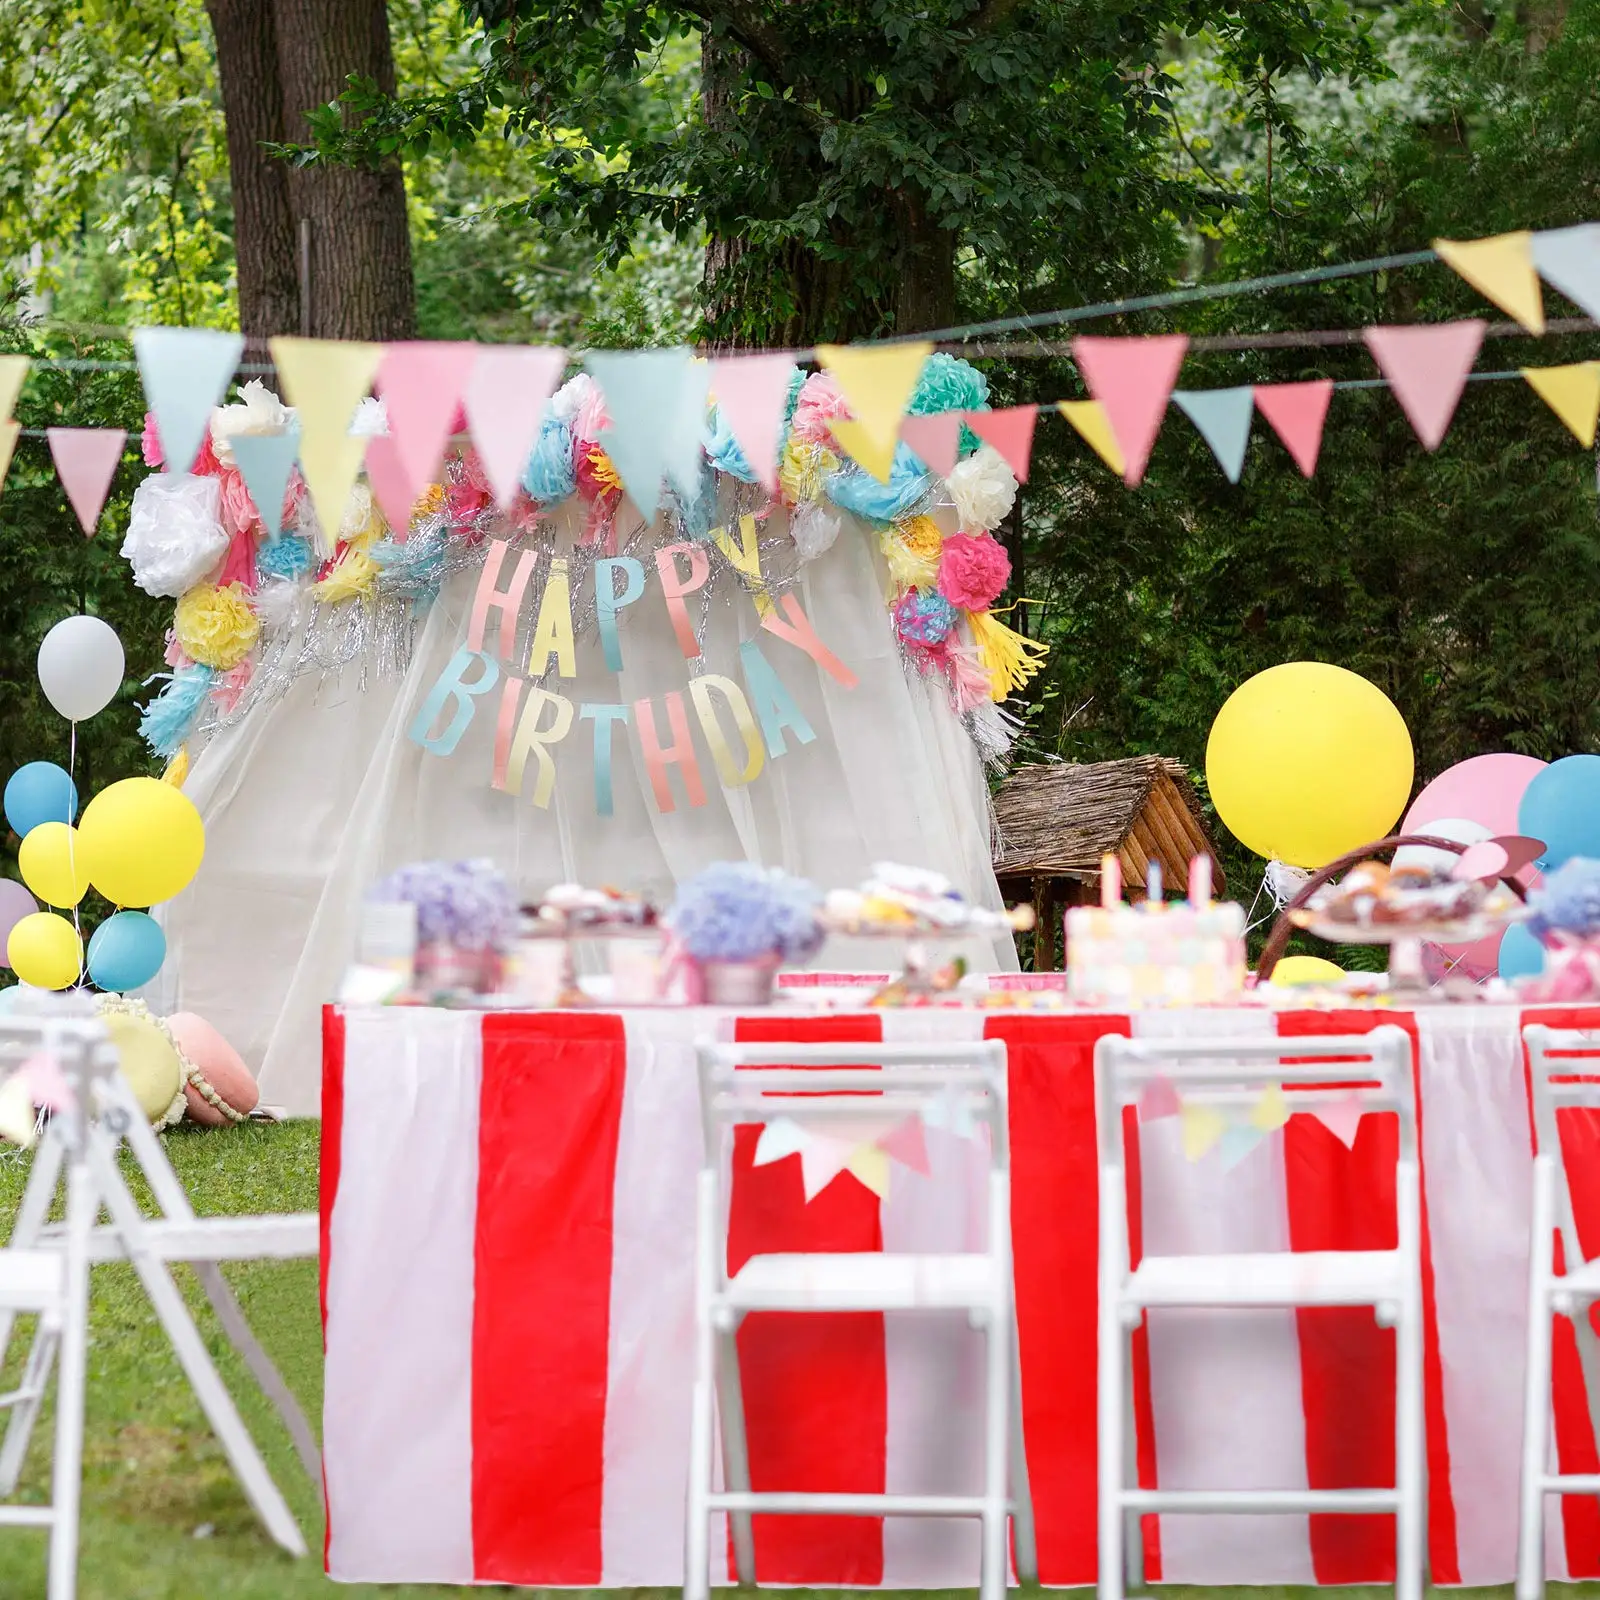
1405,753,1548,841
0,880,38,968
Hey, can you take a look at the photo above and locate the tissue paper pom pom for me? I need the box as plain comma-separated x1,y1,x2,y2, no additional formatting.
163,630,191,669
139,666,216,759
909,352,989,416
349,396,388,437
824,443,930,525
791,502,842,562
553,374,610,444
217,467,259,537
251,577,302,633
882,515,942,589
668,862,823,963
576,443,623,501
340,480,386,548
313,549,377,605
141,413,163,468
894,587,958,644
703,406,759,483
213,660,253,714
174,582,260,670
255,535,311,582
778,438,839,505
121,473,230,599
210,380,296,466
946,443,1017,533
937,531,1012,611
522,413,577,505
790,372,850,446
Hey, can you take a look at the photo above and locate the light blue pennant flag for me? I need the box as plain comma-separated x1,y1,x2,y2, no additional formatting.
1532,223,1600,321
584,348,697,522
1218,1120,1266,1171
1173,387,1255,484
231,426,302,540
132,327,244,475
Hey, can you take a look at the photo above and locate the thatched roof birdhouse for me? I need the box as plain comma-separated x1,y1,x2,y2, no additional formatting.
991,756,1223,968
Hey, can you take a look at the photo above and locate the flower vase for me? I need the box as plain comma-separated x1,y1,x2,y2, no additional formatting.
416,941,497,996
697,956,780,1007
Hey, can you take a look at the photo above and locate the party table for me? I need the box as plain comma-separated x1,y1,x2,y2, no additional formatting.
319,1001,1600,1589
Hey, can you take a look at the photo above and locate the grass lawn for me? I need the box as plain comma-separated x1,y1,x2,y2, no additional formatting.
0,1118,1572,1600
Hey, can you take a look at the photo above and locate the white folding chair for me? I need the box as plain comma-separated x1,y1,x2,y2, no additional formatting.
1517,1024,1600,1600
1094,1025,1423,1600
686,1038,1036,1600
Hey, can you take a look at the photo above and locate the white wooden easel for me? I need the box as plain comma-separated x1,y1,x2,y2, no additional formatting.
0,1001,317,1562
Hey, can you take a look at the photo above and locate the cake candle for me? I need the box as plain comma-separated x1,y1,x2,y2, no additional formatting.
1189,854,1212,908
1101,854,1121,909
1146,861,1163,904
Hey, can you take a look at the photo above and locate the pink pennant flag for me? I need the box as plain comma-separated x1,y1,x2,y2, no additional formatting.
47,428,126,536
1138,1074,1181,1122
899,413,962,477
376,342,477,507
464,345,567,512
1315,1093,1365,1150
1072,334,1188,485
1363,321,1486,451
878,1113,931,1176
708,353,794,494
1252,379,1335,477
363,432,418,541
965,405,1039,482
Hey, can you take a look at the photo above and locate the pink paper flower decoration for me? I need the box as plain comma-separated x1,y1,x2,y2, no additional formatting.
217,466,258,537
213,660,254,714
789,372,850,446
141,412,163,468
936,532,1011,612
163,629,192,670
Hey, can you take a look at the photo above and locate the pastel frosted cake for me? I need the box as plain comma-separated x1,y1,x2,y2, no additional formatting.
1066,901,1247,1007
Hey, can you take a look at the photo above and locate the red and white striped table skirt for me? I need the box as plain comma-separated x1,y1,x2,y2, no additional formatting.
319,1002,1600,1588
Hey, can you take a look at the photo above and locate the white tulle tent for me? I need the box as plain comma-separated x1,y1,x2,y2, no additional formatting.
146,514,1015,1116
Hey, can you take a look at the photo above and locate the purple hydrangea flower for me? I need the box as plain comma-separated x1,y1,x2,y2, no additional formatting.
371,859,518,952
667,862,823,963
1528,857,1600,943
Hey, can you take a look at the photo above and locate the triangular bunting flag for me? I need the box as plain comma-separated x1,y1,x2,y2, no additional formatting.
1434,232,1545,334
363,432,419,539
879,1114,931,1176
814,342,932,456
1056,400,1126,477
0,354,30,420
1363,321,1486,451
753,1116,810,1167
666,359,712,501
0,420,19,503
1072,334,1188,485
47,428,125,536
376,341,477,508
465,345,567,511
1138,1074,1181,1122
1532,223,1600,320
828,417,898,483
799,1134,855,1200
133,327,244,475
1315,1093,1365,1150
845,1143,892,1199
584,348,697,521
1180,1100,1226,1162
899,413,962,477
965,405,1038,482
230,427,301,542
1172,387,1254,483
1253,379,1335,476
709,353,794,494
268,337,383,554
1522,361,1600,447
1250,1082,1291,1133
1219,1122,1265,1171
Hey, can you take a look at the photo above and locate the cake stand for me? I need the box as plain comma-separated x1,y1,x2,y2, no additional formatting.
1287,909,1521,999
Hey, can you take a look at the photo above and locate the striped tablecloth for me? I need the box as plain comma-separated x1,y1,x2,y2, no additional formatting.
319,1002,1600,1588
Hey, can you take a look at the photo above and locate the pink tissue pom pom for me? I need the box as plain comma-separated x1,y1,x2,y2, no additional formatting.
213,660,253,713
936,532,1011,612
144,414,223,476
573,378,611,446
163,630,192,669
141,412,163,468
218,466,258,537
789,372,850,446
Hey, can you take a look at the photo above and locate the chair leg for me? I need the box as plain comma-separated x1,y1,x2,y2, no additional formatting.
1395,1287,1425,1600
980,1300,1011,1600
1122,1319,1144,1595
0,1133,63,1375
1007,1304,1038,1584
1098,1252,1125,1600
684,1310,715,1600
1519,1162,1559,1600
0,1316,59,1496
46,1153,93,1600
714,1325,756,1584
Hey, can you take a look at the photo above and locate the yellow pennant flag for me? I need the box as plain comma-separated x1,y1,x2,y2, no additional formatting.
1179,1100,1226,1162
0,419,18,501
845,1142,891,1199
1434,231,1546,335
0,355,29,420
815,342,932,457
1250,1082,1291,1133
1057,400,1126,477
268,337,383,555
828,417,897,484
1522,361,1600,447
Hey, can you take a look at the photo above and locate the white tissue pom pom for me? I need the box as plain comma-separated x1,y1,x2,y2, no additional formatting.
120,473,229,598
252,578,303,633
349,396,388,437
548,373,594,423
790,502,842,562
945,444,1017,533
210,380,295,466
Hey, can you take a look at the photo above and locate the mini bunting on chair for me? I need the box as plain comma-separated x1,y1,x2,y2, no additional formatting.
47,428,126,535
465,345,567,510
708,352,794,494
269,337,384,554
1219,1122,1265,1171
1251,1082,1291,1133
1172,387,1254,484
1313,1093,1365,1150
1434,231,1545,335
899,413,963,477
1071,334,1188,486
133,327,244,475
1180,1099,1227,1162
1252,380,1335,476
585,348,699,520
1056,399,1126,477
0,354,30,420
1363,322,1485,451
229,427,301,542
1521,361,1600,447
814,342,932,461
965,405,1038,482
376,341,477,508
1138,1074,1181,1121
1532,224,1600,321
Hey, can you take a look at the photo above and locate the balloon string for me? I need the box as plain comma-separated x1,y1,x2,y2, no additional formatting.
67,720,82,981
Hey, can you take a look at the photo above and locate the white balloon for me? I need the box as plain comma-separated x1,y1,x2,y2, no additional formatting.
37,615,125,723
1393,816,1490,877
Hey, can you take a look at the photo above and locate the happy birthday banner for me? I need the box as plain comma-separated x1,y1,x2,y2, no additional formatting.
406,514,858,815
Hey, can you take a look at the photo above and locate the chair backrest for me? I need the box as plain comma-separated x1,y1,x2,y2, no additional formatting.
1523,1023,1600,1276
1094,1024,1417,1177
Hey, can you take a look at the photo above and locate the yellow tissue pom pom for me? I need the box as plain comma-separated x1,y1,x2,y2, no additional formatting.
778,439,839,505
881,514,943,590
969,608,1049,699
586,447,624,495
415,483,447,518
314,549,378,605
174,582,260,670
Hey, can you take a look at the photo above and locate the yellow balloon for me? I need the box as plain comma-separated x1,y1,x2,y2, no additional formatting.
1270,955,1346,988
78,778,205,909
1206,663,1414,869
18,822,91,908
7,912,82,990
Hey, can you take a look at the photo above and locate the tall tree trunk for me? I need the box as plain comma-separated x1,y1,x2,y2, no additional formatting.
205,0,300,341
205,0,415,341
893,200,957,335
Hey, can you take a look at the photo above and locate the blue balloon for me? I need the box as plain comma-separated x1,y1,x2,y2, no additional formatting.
1519,753,1600,870
86,912,166,993
3,763,78,838
1498,923,1547,981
